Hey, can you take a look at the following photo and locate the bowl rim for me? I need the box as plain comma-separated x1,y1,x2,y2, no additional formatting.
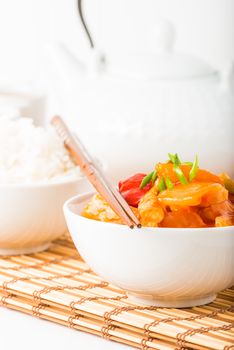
0,175,85,189
64,192,234,233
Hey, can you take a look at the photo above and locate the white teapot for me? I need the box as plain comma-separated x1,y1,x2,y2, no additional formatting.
50,5,234,182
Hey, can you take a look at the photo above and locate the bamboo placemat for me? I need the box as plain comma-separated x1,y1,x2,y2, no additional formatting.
0,234,233,350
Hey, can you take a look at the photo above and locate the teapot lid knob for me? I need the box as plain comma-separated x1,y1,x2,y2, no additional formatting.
151,19,175,54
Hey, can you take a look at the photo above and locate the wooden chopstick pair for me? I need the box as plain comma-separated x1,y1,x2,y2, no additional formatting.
51,116,141,228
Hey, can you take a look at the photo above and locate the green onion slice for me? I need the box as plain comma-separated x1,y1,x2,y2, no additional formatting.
158,177,166,192
174,165,188,185
189,155,199,182
168,153,176,163
140,171,154,189
151,170,158,185
168,153,181,165
183,162,193,166
165,177,174,190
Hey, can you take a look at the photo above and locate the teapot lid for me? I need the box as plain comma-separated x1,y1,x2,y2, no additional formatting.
106,20,216,80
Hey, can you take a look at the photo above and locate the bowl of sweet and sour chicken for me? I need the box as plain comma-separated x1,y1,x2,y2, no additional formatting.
64,154,234,307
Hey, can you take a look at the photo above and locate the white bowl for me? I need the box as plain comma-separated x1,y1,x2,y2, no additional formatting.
0,177,90,255
64,192,234,308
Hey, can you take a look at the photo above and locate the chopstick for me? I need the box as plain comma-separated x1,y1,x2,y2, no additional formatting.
51,116,141,229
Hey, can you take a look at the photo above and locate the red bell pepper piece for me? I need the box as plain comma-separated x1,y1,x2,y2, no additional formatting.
118,173,152,207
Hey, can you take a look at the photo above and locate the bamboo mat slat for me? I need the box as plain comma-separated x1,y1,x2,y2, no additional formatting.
0,234,233,350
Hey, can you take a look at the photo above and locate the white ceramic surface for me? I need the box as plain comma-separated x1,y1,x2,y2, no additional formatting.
0,178,90,255
49,19,234,182
64,193,234,308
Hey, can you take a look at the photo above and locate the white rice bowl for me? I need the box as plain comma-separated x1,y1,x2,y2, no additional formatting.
0,117,81,183
0,117,88,255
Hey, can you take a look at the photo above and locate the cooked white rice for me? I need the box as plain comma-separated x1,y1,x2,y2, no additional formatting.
0,117,81,183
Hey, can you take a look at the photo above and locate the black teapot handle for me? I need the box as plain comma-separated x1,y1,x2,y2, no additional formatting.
77,0,94,48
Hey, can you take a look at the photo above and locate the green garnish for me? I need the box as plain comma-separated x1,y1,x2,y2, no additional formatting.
183,162,193,166
140,170,158,189
151,170,158,185
158,177,166,192
165,177,174,190
141,153,199,191
189,155,199,182
140,171,154,189
168,153,181,165
174,165,188,185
